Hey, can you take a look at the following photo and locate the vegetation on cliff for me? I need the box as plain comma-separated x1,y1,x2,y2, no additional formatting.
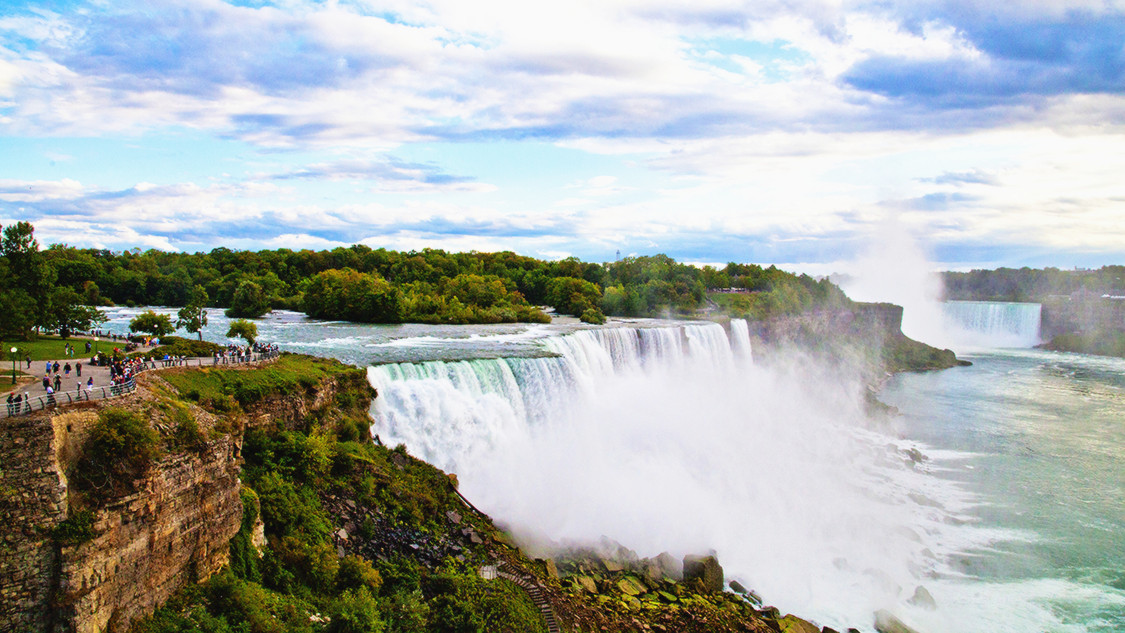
1040,331,1125,358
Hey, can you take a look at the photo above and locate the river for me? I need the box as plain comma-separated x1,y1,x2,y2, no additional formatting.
97,304,1125,633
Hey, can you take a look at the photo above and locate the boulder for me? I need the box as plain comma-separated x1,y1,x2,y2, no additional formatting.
777,615,821,633
908,586,936,610
655,551,681,580
616,576,648,596
874,610,922,633
682,554,724,593
575,575,597,594
538,557,559,579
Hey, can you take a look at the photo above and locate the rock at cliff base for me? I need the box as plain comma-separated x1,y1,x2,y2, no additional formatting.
874,609,922,633
575,575,597,594
682,554,724,593
775,614,821,633
908,585,937,610
616,576,648,596
655,551,681,580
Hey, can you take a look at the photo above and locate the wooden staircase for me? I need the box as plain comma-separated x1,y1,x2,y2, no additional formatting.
495,562,562,633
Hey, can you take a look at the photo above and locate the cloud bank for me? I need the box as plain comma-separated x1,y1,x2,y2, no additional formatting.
1,0,1123,267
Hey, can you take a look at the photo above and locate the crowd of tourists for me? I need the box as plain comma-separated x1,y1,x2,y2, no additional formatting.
5,337,282,417
213,342,280,365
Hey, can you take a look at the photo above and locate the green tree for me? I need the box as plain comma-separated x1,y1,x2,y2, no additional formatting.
225,279,270,318
546,276,602,316
227,318,258,345
46,286,106,338
129,310,175,338
177,285,209,340
301,268,402,323
2,221,54,330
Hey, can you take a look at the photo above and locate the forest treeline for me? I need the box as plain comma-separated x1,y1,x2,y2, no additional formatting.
943,266,1125,301
0,220,849,336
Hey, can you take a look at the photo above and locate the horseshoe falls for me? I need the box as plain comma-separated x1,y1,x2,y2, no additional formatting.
940,300,1042,348
369,320,995,632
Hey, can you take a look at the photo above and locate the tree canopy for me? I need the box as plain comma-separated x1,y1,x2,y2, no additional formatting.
130,310,175,338
1,221,867,331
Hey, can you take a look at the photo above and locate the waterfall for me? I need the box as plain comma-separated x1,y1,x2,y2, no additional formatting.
368,321,973,631
730,318,753,360
941,301,1042,348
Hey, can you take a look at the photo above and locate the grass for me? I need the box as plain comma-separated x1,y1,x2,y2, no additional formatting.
0,334,105,364
161,353,366,409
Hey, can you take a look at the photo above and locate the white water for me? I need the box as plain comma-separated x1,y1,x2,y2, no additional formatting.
370,319,981,632
939,301,1042,349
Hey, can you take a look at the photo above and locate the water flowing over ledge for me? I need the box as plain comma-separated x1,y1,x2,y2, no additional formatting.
367,320,984,632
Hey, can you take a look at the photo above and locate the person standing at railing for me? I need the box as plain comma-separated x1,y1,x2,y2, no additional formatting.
45,385,55,406
6,393,13,416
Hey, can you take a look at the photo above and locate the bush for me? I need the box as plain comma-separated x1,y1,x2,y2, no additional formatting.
130,335,222,359
338,555,383,593
229,488,262,583
329,587,385,633
74,408,161,499
51,509,97,546
579,307,606,324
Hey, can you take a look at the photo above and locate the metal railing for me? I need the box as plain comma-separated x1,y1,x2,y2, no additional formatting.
3,348,281,418
4,377,137,417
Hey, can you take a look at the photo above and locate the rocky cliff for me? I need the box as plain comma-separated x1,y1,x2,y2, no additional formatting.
0,356,364,633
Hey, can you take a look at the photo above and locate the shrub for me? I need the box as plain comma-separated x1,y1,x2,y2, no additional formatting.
229,488,262,583
579,307,606,324
74,408,161,499
51,509,97,546
338,555,383,593
329,587,385,633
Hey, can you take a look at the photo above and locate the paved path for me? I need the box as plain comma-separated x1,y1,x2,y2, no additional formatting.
2,352,278,418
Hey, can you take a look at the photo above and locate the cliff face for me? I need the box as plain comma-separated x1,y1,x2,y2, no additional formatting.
740,301,960,376
0,362,359,633
54,433,241,633
1041,294,1125,339
0,413,69,633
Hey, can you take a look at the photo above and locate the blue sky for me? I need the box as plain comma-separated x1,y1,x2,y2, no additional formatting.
1,0,1124,272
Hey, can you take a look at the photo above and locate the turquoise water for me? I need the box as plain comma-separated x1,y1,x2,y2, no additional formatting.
881,349,1125,632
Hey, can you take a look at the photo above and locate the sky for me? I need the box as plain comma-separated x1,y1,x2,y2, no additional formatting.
1,0,1124,272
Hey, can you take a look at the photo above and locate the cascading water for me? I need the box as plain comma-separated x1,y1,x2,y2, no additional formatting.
940,301,1042,348
369,319,978,632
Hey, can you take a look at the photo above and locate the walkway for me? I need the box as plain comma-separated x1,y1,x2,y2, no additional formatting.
480,562,561,633
2,350,280,418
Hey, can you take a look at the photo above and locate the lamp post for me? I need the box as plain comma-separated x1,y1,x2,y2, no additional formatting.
94,336,99,357
10,347,17,385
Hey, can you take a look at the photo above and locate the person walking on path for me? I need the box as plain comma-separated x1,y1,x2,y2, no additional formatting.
64,362,71,378
76,361,82,377
52,374,61,392
42,374,49,390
